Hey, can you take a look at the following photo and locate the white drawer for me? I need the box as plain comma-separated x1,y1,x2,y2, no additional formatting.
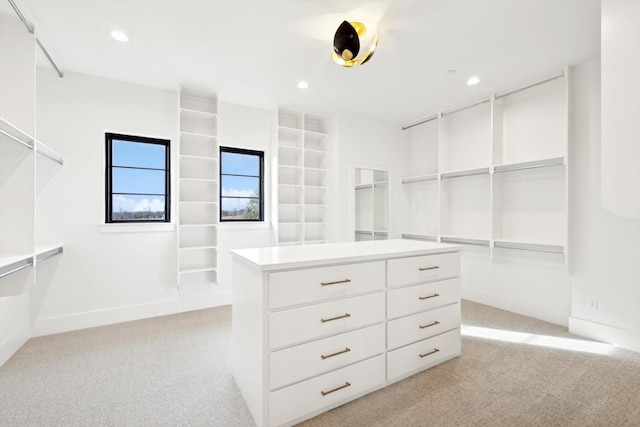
269,292,385,350
387,278,460,319
387,252,459,288
387,303,460,350
269,323,385,390
269,261,385,309
269,355,385,427
387,329,461,381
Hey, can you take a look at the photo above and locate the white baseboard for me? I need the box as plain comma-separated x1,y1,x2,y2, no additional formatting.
31,290,232,337
462,287,570,327
569,316,640,353
0,322,30,368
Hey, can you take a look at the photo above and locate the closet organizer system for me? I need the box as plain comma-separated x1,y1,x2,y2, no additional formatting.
0,4,64,298
176,87,219,287
402,69,569,263
274,108,328,245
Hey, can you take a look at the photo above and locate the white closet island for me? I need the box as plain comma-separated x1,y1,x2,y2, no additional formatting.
231,239,461,427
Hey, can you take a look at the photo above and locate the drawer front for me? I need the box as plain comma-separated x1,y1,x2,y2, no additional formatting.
387,303,460,350
387,252,459,288
270,323,385,390
387,329,461,381
269,261,385,309
387,278,460,319
269,292,385,350
269,355,385,427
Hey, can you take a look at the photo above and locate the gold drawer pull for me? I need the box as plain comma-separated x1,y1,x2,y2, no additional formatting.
321,279,351,286
321,313,351,323
321,347,351,360
419,321,440,329
418,293,440,300
419,266,440,271
419,348,440,358
321,381,351,396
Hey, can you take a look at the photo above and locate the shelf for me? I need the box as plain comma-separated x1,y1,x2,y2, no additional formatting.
402,174,438,184
440,236,490,247
493,156,565,174
402,233,438,242
35,246,63,263
441,167,490,179
179,130,217,139
0,255,33,280
493,239,564,254
0,116,34,149
179,107,217,118
178,223,217,228
179,245,217,251
355,184,373,190
180,266,217,274
179,177,217,182
180,87,218,114
179,200,217,205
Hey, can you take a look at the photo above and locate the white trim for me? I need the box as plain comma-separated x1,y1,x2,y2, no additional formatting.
0,322,30,368
462,287,569,327
569,317,640,353
99,223,175,233
31,291,232,337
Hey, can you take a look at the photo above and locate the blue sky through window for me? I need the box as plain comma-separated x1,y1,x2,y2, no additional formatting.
221,150,262,219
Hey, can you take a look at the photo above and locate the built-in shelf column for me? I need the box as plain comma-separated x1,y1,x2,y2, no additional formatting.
177,87,218,287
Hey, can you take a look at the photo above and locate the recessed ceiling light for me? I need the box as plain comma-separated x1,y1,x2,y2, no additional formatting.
467,76,480,86
110,30,129,42
297,81,309,89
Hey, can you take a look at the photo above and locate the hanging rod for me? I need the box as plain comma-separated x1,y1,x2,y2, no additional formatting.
0,128,33,149
8,0,64,78
0,258,33,280
494,71,564,100
401,114,438,131
442,98,491,117
36,247,64,263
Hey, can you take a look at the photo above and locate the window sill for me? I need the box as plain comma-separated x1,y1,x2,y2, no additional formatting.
99,223,175,233
218,221,270,231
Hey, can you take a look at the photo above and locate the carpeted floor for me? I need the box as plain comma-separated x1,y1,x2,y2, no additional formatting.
1,300,639,426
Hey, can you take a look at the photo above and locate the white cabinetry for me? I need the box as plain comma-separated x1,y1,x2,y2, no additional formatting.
403,70,568,256
354,168,388,241
231,239,461,426
177,87,218,287
275,108,328,245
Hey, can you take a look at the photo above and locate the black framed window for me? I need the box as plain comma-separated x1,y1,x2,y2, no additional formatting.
220,146,264,221
105,133,170,223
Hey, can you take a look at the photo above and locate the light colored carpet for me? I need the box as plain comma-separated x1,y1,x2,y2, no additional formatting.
1,301,640,426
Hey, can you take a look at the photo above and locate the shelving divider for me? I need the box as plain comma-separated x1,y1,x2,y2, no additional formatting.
177,86,218,287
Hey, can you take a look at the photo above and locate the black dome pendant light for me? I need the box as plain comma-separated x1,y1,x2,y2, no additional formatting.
332,20,378,67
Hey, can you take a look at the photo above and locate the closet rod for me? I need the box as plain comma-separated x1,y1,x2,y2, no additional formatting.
0,128,33,149
494,242,564,254
442,98,490,117
36,147,64,165
36,248,63,263
0,259,33,280
8,0,64,78
494,71,564,100
401,114,438,131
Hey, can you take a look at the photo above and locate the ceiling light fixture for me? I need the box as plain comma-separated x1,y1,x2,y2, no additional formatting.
110,30,129,42
332,20,378,67
297,81,309,89
467,76,480,86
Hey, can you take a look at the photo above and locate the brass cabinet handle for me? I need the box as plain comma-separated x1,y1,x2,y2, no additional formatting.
320,313,351,323
321,347,351,360
419,348,440,358
419,321,440,329
419,266,440,271
321,279,351,286
321,381,351,396
418,293,440,300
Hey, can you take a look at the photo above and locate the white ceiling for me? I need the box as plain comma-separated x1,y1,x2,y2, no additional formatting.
18,0,600,126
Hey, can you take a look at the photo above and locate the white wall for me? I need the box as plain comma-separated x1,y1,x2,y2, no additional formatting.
216,102,273,288
32,70,189,336
329,113,408,243
569,0,640,352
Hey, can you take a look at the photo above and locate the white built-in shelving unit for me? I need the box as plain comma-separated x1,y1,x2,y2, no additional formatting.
177,87,218,287
275,108,328,245
354,168,389,241
0,5,64,299
402,69,568,258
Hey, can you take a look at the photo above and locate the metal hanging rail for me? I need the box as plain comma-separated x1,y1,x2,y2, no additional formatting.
494,71,564,100
0,258,34,280
8,0,64,78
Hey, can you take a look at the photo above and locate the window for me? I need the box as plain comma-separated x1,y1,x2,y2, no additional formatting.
220,147,264,221
105,133,170,223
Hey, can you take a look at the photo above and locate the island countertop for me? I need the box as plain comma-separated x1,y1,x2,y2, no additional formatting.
230,239,461,271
